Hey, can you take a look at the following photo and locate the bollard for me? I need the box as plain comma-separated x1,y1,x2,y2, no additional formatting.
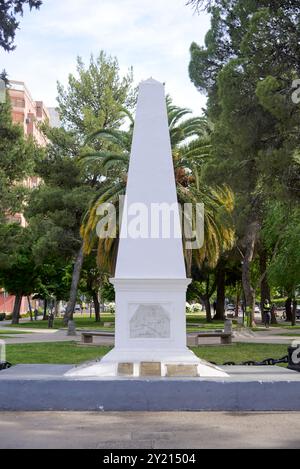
224,319,233,335
288,343,300,372
48,312,54,329
0,339,6,364
67,320,77,336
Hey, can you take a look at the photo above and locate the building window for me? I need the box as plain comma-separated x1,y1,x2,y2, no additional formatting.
12,98,25,108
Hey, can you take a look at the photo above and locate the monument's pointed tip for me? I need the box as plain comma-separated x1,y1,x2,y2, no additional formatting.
140,77,163,86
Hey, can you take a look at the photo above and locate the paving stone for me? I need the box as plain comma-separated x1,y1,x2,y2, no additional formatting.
132,431,173,441
1,412,300,449
97,440,154,449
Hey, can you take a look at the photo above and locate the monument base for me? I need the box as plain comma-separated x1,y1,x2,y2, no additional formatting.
91,278,228,378
1,365,300,411
65,348,228,378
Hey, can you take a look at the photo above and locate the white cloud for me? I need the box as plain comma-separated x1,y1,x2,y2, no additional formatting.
0,0,210,113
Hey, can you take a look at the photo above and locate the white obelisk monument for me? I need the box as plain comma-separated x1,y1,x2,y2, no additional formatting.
67,79,227,378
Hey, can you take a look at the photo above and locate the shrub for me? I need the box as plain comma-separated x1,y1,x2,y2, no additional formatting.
106,303,115,314
186,303,203,314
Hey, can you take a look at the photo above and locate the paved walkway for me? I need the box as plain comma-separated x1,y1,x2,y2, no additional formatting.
0,329,82,344
0,317,45,326
0,411,299,449
232,329,300,345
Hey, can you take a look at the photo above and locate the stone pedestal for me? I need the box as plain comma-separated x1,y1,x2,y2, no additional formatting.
67,278,227,378
98,279,208,374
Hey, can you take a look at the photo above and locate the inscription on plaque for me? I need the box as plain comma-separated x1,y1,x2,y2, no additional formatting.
166,364,199,377
130,304,170,339
118,363,134,376
140,362,162,377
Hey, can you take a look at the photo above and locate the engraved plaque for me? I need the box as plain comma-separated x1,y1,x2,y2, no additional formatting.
118,363,134,376
130,304,170,339
166,364,199,378
140,362,162,377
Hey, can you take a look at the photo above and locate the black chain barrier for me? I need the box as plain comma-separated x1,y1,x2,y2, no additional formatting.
210,355,289,367
0,352,297,372
0,362,12,371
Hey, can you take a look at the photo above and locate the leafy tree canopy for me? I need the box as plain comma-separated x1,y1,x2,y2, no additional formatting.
0,88,42,221
0,0,42,51
188,0,300,319
0,223,36,296
263,203,300,296
25,127,95,266
57,51,136,139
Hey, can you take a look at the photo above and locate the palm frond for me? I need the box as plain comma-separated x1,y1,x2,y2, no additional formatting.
85,129,131,150
81,102,235,273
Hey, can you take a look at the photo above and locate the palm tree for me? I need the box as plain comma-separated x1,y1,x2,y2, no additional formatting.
80,99,235,275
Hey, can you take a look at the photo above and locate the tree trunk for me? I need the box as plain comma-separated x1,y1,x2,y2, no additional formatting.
98,276,105,314
235,286,240,318
92,290,101,323
43,299,48,321
214,265,225,321
54,299,59,318
11,293,22,325
259,250,275,324
292,298,297,327
271,307,277,325
27,296,33,322
203,297,212,323
285,297,292,322
64,242,85,325
242,221,259,327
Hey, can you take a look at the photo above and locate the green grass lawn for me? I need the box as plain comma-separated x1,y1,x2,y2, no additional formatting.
192,343,288,365
186,316,229,329
8,315,229,332
5,342,288,366
252,325,300,332
187,326,224,332
8,314,299,331
6,316,116,330
6,342,113,365
0,330,32,335
277,333,300,337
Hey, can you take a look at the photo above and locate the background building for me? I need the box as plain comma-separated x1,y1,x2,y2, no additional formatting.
9,80,51,146
0,81,60,316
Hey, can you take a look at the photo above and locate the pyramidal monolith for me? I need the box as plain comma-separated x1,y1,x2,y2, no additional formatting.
66,79,227,378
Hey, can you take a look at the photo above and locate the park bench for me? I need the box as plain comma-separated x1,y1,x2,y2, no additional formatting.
187,319,233,346
187,331,232,346
81,331,114,344
82,319,233,345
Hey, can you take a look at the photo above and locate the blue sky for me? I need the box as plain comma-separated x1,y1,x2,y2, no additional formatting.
0,0,210,114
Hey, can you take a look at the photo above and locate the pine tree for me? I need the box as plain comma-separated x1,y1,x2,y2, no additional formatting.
189,0,300,324
0,90,39,220
0,0,42,51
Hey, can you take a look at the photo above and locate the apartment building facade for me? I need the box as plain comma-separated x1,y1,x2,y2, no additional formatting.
0,81,59,315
